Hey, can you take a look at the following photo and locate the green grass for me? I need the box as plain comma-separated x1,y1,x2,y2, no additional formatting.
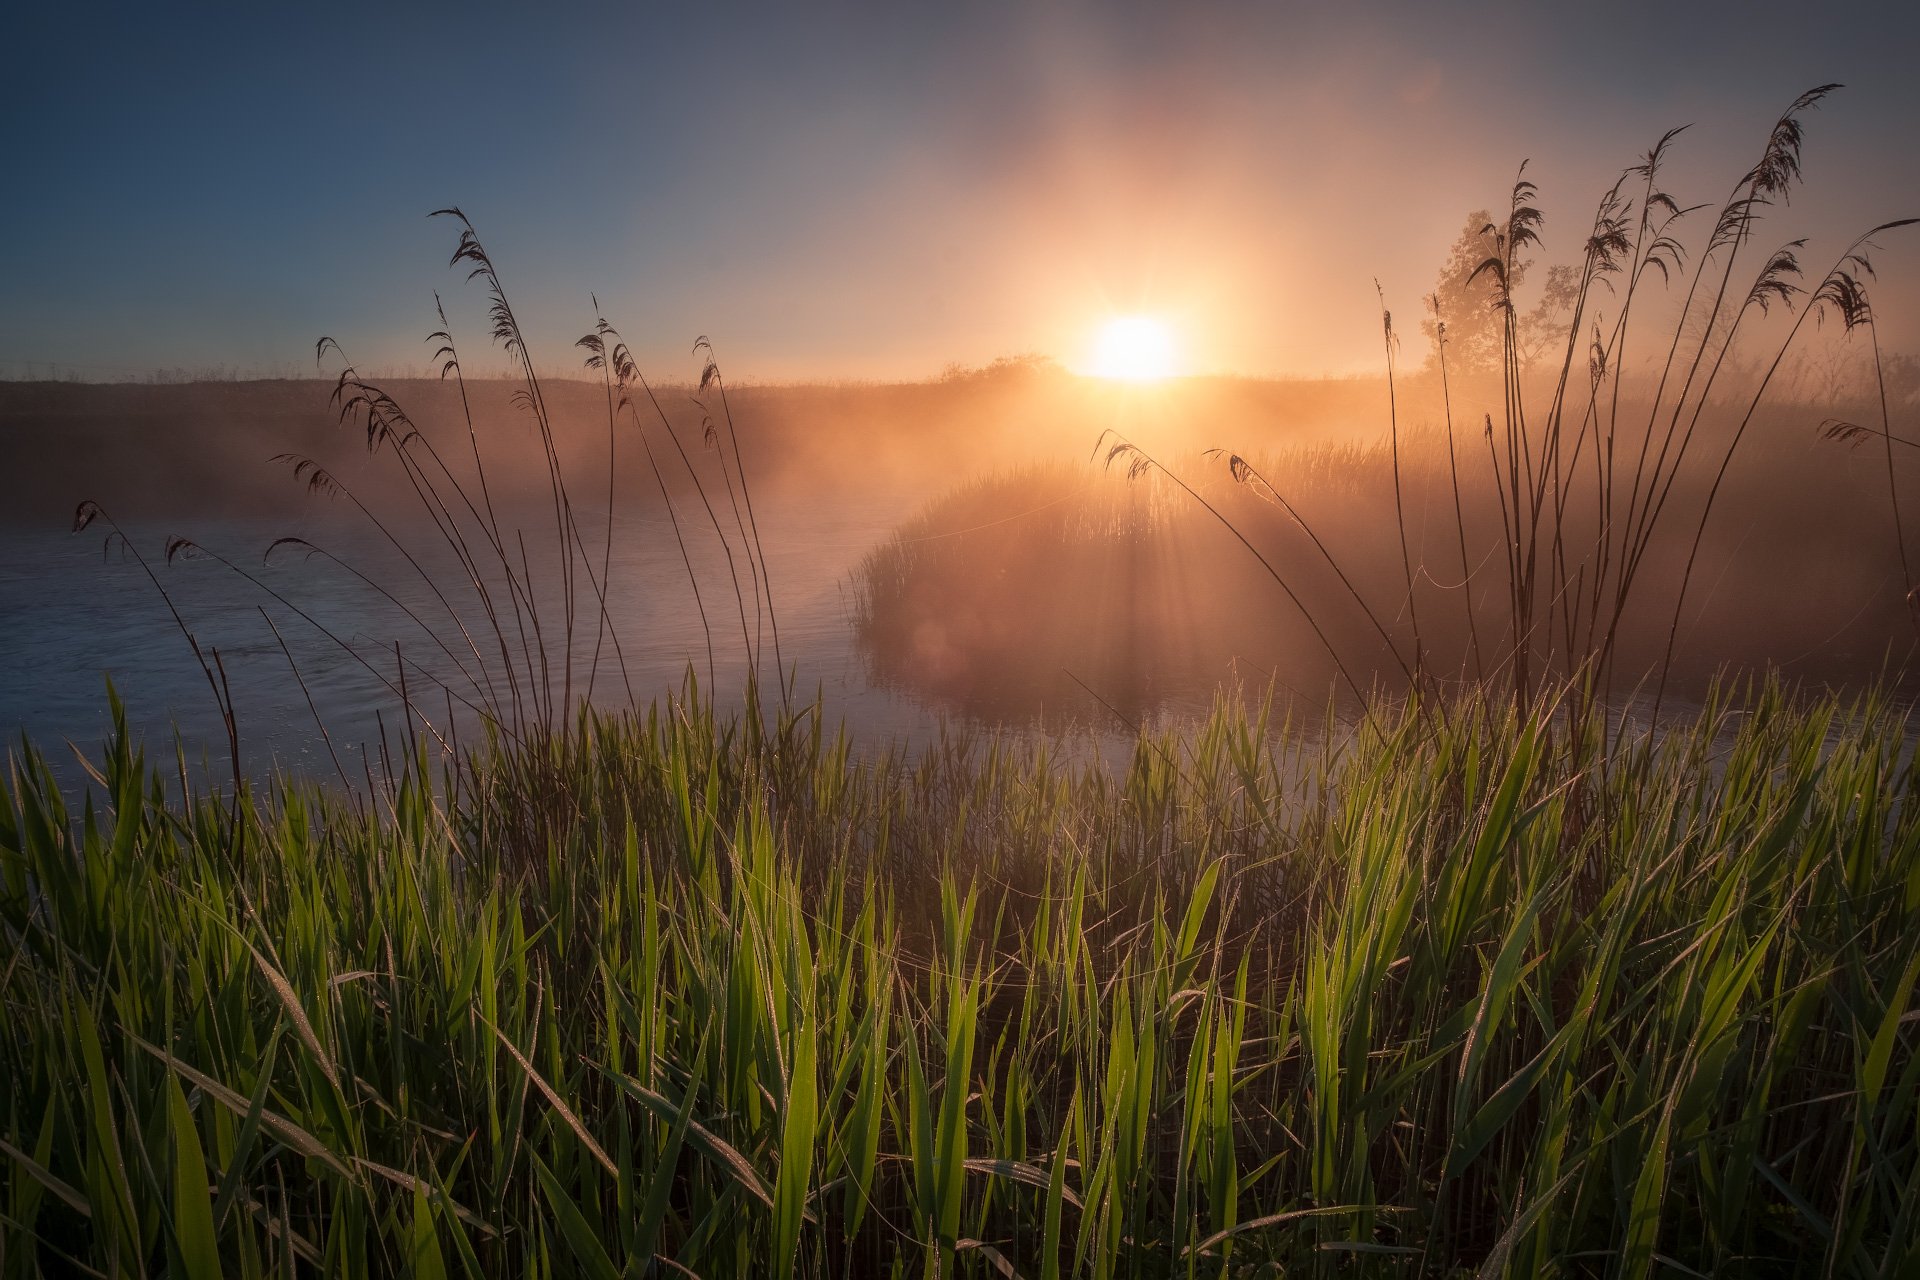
4,680,1919,1276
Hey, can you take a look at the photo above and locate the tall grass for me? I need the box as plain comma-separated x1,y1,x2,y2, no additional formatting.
1099,86,1915,726
854,419,1916,724
5,680,1918,1275
74,211,787,781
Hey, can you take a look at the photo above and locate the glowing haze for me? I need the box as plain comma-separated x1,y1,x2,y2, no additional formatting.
5,1,1918,383
1087,317,1179,381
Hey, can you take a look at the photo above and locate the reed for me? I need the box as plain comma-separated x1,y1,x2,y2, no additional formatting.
69,214,786,775
1062,86,1919,728
4,680,1918,1275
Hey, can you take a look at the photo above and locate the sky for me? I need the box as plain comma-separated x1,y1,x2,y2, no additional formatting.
5,0,1919,382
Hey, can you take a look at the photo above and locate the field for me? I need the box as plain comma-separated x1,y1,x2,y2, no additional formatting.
5,681,1920,1276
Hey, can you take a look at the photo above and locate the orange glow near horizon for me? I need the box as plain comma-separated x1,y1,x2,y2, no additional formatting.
1085,315,1179,381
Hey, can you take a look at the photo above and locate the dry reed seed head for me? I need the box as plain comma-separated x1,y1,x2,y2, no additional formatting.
1469,253,1511,308
448,229,496,275
1630,124,1692,182
1810,223,1920,328
487,299,520,356
1098,439,1156,482
72,500,102,534
1745,85,1841,201
333,383,422,455
1710,197,1767,253
1746,243,1807,315
1204,448,1255,489
1598,176,1630,216
264,536,324,566
1208,451,1296,516
1504,169,1544,260
307,468,342,500
1818,418,1873,448
1813,270,1873,331
1584,214,1633,281
1640,234,1689,285
164,535,206,565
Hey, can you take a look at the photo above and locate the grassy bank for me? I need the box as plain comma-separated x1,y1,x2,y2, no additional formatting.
4,683,1919,1276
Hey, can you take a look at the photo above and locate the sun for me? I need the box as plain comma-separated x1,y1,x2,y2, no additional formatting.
1086,315,1179,381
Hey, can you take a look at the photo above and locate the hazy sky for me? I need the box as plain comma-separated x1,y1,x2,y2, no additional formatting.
6,1,1918,382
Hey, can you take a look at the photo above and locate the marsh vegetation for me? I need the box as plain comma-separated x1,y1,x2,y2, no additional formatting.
862,87,1920,727
7,684,1920,1276
4,87,1920,1278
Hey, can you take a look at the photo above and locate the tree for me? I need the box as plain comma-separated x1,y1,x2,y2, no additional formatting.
1517,264,1581,368
1420,211,1578,374
1421,210,1510,374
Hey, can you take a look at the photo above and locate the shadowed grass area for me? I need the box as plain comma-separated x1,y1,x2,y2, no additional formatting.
5,680,1918,1276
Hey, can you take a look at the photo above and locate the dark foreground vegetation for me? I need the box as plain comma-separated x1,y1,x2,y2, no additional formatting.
4,682,1920,1276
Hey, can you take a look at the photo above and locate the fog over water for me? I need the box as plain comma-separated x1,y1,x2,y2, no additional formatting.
0,499,928,788
4,373,1379,784
5,363,1914,794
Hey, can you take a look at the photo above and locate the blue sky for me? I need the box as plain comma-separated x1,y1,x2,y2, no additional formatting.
5,1,1918,380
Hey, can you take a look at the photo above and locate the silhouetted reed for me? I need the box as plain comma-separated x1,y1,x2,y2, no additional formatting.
1125,85,1914,725
71,213,785,793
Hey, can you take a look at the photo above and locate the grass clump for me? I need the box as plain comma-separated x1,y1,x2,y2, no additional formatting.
5,681,1919,1276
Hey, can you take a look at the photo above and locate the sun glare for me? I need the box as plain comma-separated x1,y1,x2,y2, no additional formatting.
1087,315,1178,381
